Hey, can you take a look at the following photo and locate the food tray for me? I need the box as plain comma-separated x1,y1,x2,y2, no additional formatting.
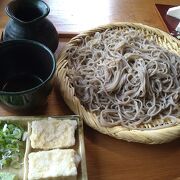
0,115,88,180
56,22,180,144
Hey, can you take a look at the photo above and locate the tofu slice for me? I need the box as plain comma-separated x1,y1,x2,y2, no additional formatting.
28,149,80,180
30,119,77,149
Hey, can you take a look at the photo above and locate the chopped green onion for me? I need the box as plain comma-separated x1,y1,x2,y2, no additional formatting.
0,122,25,169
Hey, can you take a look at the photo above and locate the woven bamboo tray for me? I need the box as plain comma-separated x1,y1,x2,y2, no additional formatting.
56,22,180,144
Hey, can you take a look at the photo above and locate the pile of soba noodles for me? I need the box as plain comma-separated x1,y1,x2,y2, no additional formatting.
66,28,180,129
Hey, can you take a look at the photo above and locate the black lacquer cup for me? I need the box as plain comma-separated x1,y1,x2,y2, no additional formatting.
0,40,56,112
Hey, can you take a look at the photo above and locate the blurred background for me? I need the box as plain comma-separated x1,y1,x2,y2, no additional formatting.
0,0,179,35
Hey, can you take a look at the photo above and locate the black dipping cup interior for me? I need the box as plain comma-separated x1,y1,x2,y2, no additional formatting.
0,40,56,112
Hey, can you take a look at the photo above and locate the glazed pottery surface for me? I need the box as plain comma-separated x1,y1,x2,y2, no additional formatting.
3,0,59,52
0,40,56,111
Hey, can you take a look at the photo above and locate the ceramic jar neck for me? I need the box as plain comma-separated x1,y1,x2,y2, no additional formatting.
5,0,50,24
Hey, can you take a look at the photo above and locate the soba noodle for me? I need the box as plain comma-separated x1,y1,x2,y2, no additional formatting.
66,28,180,128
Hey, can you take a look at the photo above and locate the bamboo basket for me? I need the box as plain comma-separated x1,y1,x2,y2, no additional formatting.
56,22,180,144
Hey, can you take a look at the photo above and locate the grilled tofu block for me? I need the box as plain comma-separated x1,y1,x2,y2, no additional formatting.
30,119,77,149
28,149,80,180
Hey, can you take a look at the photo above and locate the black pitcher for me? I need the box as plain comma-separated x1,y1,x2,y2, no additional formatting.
3,0,59,52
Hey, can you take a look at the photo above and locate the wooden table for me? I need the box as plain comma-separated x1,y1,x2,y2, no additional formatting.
0,0,180,179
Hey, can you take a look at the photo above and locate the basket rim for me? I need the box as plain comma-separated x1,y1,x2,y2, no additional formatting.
68,22,179,46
